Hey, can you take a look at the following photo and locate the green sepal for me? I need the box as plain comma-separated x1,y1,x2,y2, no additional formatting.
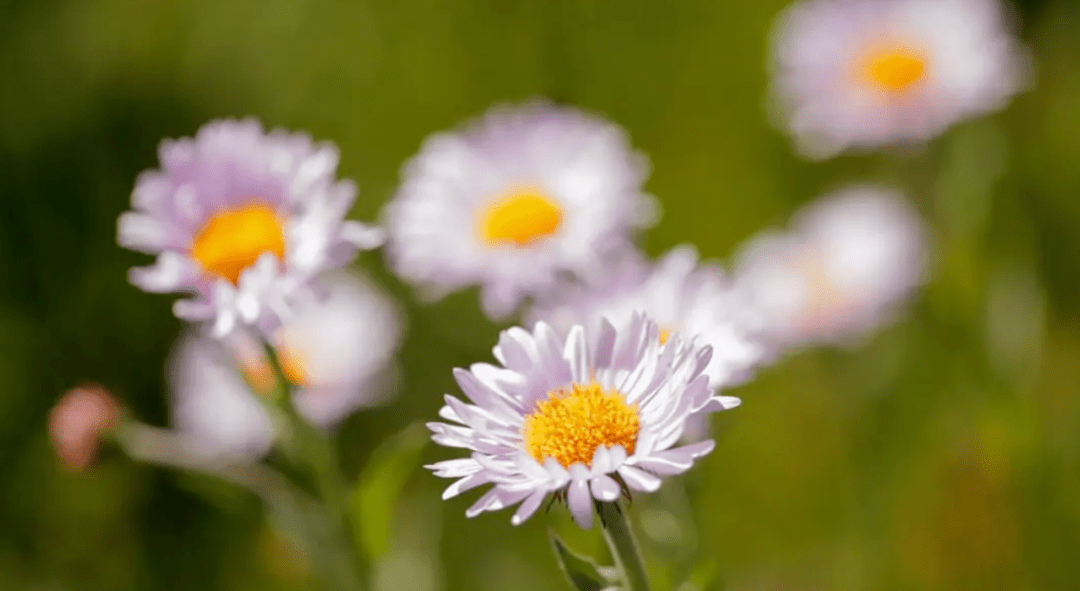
550,529,622,591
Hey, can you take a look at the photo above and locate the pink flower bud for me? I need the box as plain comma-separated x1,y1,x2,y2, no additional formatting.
49,383,123,471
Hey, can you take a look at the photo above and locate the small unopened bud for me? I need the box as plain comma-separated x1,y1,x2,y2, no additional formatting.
49,383,123,471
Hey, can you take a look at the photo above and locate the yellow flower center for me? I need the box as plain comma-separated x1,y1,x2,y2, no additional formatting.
861,45,927,92
659,328,673,346
277,339,310,388
522,381,641,468
191,203,286,284
239,340,309,397
478,188,563,247
794,251,846,323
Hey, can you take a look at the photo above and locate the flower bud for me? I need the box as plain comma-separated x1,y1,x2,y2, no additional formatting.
49,383,123,471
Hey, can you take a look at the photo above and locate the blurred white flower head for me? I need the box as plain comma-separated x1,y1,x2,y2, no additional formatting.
731,186,929,349
167,270,403,461
426,313,739,529
117,118,385,338
527,245,767,390
382,101,658,320
769,0,1029,159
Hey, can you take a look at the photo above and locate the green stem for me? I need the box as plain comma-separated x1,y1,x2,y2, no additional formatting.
113,421,328,568
261,341,366,591
113,421,303,504
598,501,652,591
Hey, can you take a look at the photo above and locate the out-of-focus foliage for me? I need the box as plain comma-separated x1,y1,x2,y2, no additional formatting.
1,0,1078,589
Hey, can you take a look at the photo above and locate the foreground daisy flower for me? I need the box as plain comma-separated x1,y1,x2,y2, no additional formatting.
383,101,658,319
527,245,767,389
168,270,403,460
117,119,385,337
426,313,740,529
731,186,928,349
769,0,1028,158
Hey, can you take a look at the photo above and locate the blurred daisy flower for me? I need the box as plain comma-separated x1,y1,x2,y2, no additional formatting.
167,270,403,460
731,186,929,350
769,0,1029,159
382,101,658,320
426,313,739,529
117,118,385,337
527,245,767,390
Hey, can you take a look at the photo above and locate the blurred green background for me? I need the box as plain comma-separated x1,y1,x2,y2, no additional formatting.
2,0,1079,589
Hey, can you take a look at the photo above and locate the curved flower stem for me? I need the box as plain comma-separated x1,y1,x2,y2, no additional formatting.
262,341,366,591
113,421,304,505
598,501,652,591
113,421,330,574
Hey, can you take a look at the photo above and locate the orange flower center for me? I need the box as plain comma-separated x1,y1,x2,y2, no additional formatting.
478,189,563,247
659,328,674,346
861,45,928,92
522,381,640,468
239,337,309,397
191,203,286,284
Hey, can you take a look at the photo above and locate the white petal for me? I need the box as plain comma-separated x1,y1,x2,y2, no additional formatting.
128,252,194,293
511,489,550,526
443,472,491,500
567,469,594,529
339,220,386,249
117,212,171,253
565,325,589,383
617,465,662,492
589,474,621,502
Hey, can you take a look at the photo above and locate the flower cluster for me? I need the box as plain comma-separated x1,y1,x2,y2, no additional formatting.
47,0,1030,588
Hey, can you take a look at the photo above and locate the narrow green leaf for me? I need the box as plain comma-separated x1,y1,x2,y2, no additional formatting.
350,421,430,561
550,530,621,591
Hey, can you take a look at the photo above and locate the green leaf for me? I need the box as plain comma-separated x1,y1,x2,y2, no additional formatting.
350,421,430,561
550,530,622,591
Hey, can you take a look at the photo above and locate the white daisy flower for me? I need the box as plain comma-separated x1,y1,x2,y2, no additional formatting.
769,0,1029,159
527,245,768,390
426,313,740,529
382,101,658,319
117,118,385,337
167,270,403,460
731,186,929,349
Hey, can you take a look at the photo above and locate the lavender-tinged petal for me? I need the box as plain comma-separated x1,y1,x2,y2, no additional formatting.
590,446,614,474
454,367,525,414
592,318,618,369
465,486,532,518
631,440,715,475
511,489,550,526
117,212,171,253
565,325,590,383
697,395,743,413
617,465,662,493
426,458,482,478
464,487,503,518
338,220,386,249
128,252,196,293
438,404,461,423
544,457,572,488
590,474,621,502
607,445,628,467
567,467,594,529
173,297,213,322
441,472,491,499
493,326,539,371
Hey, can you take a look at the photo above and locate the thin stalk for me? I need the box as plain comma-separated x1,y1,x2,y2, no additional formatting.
113,421,329,568
113,421,303,504
261,341,366,591
598,501,652,591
